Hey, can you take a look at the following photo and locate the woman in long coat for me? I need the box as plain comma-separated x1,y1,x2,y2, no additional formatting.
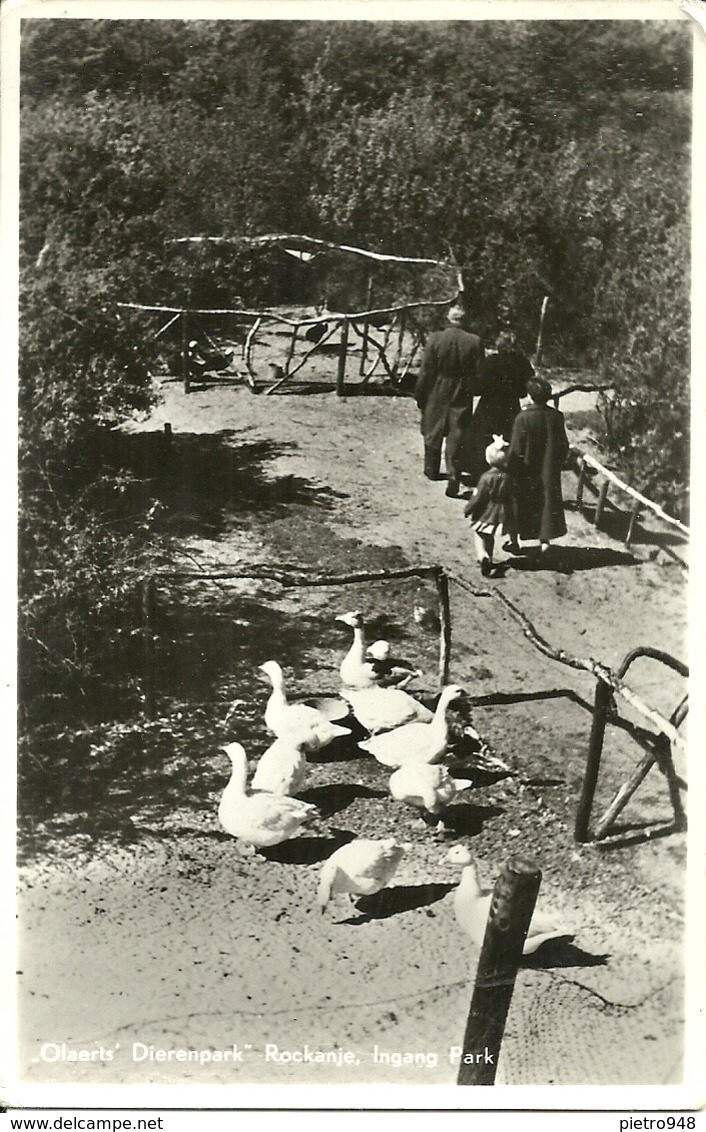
508,376,570,551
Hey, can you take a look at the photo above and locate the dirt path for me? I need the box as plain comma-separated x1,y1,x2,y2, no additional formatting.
16,380,689,1095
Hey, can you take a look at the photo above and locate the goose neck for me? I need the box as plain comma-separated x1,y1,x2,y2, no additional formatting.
228,751,249,794
349,625,366,657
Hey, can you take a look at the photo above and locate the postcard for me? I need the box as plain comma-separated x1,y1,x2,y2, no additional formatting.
4,0,704,1115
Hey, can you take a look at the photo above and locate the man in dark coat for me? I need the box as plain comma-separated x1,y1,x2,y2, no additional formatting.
414,303,484,497
508,376,570,553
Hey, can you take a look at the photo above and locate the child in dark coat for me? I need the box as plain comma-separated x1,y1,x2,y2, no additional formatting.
464,436,518,577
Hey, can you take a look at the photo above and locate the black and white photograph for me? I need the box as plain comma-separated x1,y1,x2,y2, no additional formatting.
4,0,703,1111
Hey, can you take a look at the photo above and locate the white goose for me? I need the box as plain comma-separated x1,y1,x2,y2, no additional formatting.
389,763,473,817
251,737,308,796
358,684,464,767
452,853,575,955
317,838,405,913
218,742,316,848
342,684,433,734
259,660,350,752
337,610,421,689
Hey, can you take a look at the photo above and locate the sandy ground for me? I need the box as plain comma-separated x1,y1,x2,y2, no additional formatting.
15,366,691,1097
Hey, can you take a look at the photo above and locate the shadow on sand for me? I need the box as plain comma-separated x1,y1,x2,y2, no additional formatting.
507,545,637,574
298,782,387,819
522,939,610,970
342,882,456,924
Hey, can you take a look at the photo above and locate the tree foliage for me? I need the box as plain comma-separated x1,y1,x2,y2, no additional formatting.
18,17,692,741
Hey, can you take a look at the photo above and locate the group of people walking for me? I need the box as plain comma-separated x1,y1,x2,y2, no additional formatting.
414,303,570,576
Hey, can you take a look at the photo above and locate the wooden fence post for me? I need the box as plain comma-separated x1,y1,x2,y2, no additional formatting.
284,326,298,376
575,457,587,513
625,499,641,549
180,311,190,394
359,273,374,375
533,295,549,365
142,576,157,720
392,310,406,378
457,857,542,1085
435,568,451,688
574,678,613,842
594,478,609,528
336,319,349,396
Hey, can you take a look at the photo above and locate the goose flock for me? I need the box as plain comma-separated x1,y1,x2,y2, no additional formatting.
218,609,573,951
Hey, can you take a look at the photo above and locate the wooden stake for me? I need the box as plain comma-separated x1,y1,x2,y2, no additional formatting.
243,316,261,383
574,678,614,843
392,311,406,378
336,319,349,396
533,295,549,364
436,569,451,688
142,576,157,720
594,478,609,528
359,272,374,375
457,857,542,1085
284,325,298,376
180,312,190,394
575,457,587,513
625,499,642,549
593,750,660,840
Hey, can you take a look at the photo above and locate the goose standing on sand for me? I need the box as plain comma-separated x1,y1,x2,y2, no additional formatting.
358,684,465,767
317,838,405,913
337,610,421,689
259,660,350,752
218,742,316,848
250,736,308,796
452,851,575,955
342,684,433,735
389,763,473,822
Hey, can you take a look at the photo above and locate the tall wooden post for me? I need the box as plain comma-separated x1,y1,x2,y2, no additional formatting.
284,326,298,377
625,500,641,549
392,310,406,379
336,319,349,396
142,576,157,720
436,569,451,688
594,478,609,528
575,457,587,513
574,677,613,842
359,272,374,375
457,857,542,1085
181,311,190,394
534,295,549,365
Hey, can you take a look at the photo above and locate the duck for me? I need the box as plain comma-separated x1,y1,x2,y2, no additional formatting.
317,838,405,913
358,684,465,767
341,684,433,735
218,742,317,848
250,737,308,796
259,660,350,752
337,610,420,690
389,763,473,819
452,854,575,955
